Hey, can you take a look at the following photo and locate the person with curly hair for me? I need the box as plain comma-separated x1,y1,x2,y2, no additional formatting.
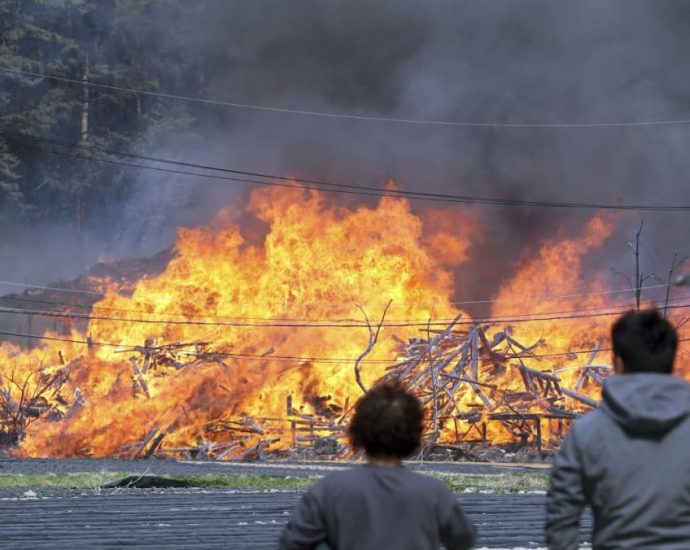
278,383,476,550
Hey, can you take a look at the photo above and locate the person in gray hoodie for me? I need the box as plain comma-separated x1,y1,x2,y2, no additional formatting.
545,308,690,549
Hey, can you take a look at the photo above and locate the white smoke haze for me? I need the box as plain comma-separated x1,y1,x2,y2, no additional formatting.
6,0,690,302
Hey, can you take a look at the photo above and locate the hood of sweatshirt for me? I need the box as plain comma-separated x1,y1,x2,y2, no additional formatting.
601,374,690,435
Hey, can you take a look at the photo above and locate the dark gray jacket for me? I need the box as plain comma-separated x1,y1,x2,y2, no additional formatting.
277,464,475,550
546,373,690,549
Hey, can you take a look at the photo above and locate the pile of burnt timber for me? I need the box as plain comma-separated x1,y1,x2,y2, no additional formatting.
0,319,611,462
122,339,231,399
119,339,281,461
125,420,278,462
217,317,611,462
378,317,609,456
115,337,352,461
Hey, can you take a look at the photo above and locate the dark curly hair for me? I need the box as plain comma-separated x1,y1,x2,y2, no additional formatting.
348,383,423,458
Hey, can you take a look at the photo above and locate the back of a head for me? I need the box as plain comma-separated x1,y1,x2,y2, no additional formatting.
612,308,677,374
348,383,423,459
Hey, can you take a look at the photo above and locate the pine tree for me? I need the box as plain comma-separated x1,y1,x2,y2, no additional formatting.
0,0,202,233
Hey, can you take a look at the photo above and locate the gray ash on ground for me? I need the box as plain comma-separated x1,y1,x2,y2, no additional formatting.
282,436,553,464
424,443,553,464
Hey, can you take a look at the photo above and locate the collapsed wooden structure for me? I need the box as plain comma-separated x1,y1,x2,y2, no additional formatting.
113,313,610,461
380,317,607,454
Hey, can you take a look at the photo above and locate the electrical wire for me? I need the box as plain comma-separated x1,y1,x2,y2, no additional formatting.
0,280,104,295
5,327,689,364
4,66,690,129
3,276,670,304
13,132,690,211
1,300,689,329
0,278,682,322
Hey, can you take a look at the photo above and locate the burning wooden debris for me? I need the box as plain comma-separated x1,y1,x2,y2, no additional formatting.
121,339,229,398
0,359,74,445
0,318,612,461
156,316,609,460
378,317,610,455
0,190,630,463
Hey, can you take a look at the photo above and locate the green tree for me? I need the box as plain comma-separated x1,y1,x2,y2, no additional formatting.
0,0,201,233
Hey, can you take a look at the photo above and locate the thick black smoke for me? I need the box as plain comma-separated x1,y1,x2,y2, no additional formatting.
11,1,690,306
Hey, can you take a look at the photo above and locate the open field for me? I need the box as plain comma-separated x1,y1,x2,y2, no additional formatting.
0,470,548,494
0,457,549,476
0,457,551,493
0,488,591,549
0,458,591,549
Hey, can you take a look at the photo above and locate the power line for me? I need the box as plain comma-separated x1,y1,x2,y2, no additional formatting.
4,66,690,129
1,300,689,330
0,291,661,327
4,327,688,364
3,138,548,206
37,135,379,193
0,294,654,323
0,281,673,312
449,284,674,307
20,133,690,211
47,147,402,203
0,280,104,296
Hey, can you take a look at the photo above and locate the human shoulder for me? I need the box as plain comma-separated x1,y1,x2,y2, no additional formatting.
566,408,610,449
315,465,369,488
401,468,454,495
295,469,353,507
320,465,444,487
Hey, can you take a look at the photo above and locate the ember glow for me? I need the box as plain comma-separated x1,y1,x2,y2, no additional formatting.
0,186,687,458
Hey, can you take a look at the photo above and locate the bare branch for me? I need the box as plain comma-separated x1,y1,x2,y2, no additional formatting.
610,267,633,288
0,359,70,442
353,300,393,393
611,220,648,310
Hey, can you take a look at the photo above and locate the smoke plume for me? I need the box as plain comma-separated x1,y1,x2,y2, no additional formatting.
10,0,690,305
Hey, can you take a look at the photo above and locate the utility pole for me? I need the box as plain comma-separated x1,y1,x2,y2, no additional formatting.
76,54,90,269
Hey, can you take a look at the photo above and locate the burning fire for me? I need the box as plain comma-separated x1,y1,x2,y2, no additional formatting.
0,185,686,458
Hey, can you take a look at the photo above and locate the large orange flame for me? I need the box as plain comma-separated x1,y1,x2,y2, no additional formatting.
7,188,472,456
1,186,686,458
